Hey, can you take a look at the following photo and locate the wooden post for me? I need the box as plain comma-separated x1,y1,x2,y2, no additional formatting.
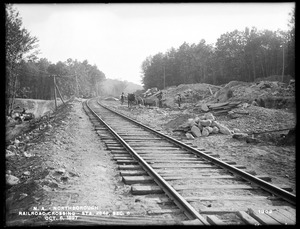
163,65,165,89
282,44,285,83
53,75,57,110
54,80,66,106
75,70,79,97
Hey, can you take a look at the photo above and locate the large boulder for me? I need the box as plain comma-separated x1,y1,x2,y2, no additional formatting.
233,128,242,133
179,121,190,130
194,116,200,124
188,118,196,127
197,123,203,131
206,126,214,134
6,174,20,186
199,115,206,120
213,121,232,135
201,127,210,137
201,104,209,112
212,126,219,134
204,112,215,121
211,120,218,127
186,132,195,140
191,125,202,137
232,133,249,140
199,120,212,127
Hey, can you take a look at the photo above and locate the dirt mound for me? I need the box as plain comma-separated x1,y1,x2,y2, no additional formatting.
153,80,294,110
156,83,221,108
204,80,295,110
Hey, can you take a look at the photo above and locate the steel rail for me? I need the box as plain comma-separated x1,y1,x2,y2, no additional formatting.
98,101,296,206
85,100,209,225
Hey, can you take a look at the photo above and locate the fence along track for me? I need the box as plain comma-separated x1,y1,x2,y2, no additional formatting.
84,98,296,225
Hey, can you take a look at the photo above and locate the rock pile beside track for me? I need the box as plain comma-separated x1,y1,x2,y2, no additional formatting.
175,112,234,139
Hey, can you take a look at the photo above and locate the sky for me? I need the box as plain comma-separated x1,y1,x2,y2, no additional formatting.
14,3,294,85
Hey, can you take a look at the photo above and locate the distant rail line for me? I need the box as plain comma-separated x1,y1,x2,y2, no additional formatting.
82,97,296,225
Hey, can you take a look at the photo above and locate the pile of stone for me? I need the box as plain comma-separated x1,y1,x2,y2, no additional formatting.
175,112,232,139
196,101,242,115
142,87,158,97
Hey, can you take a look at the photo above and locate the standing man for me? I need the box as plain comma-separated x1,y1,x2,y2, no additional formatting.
157,91,163,108
120,92,125,105
176,94,182,107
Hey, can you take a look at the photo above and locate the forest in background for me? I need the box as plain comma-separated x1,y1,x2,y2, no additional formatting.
141,9,295,89
16,58,106,100
6,4,295,115
5,5,107,115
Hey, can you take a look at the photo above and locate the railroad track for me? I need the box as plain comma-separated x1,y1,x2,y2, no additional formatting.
82,98,296,225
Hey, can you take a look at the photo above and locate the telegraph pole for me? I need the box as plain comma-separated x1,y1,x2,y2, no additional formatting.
75,70,79,97
282,44,285,83
54,79,66,106
53,75,57,110
163,65,166,89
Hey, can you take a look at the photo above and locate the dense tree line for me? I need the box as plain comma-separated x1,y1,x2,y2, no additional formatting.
141,9,295,89
5,4,39,114
16,58,106,100
5,5,106,115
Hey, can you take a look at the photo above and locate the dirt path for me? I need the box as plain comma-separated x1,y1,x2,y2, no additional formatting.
6,100,172,226
39,101,120,209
